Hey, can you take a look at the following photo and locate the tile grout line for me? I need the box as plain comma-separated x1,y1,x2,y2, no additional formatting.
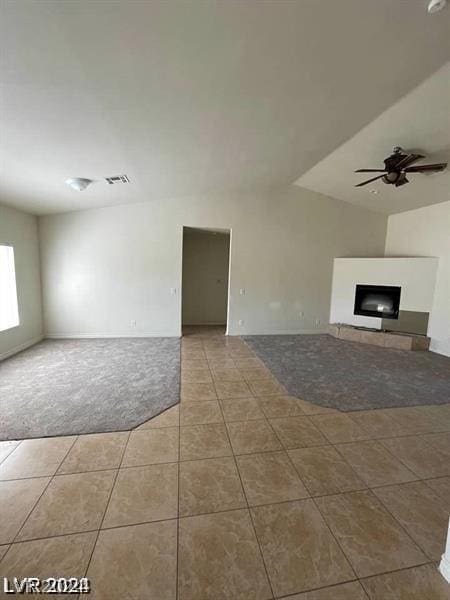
0,440,24,466
357,561,446,594
211,335,276,600
282,577,370,600
263,401,364,586
1,516,181,548
221,346,423,596
132,402,180,432
367,485,439,563
368,435,443,481
0,436,81,568
174,337,450,558
287,448,368,498
1,396,437,588
152,415,450,447
273,578,370,600
250,354,445,491
174,398,450,440
331,440,419,487
328,428,450,446
0,446,446,495
6,517,436,600
187,348,450,432
82,429,132,580
310,489,433,586
303,431,442,575
0,490,442,573
10,435,79,548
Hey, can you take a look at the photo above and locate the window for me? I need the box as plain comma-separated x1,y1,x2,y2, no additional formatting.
0,244,19,332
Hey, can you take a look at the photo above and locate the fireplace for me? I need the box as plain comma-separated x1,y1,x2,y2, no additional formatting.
354,284,401,320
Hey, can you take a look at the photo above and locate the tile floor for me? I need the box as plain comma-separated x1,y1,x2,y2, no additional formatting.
0,327,449,599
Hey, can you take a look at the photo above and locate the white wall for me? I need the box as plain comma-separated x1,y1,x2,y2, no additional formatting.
182,230,230,326
38,186,387,337
330,257,439,329
385,201,450,356
0,204,43,359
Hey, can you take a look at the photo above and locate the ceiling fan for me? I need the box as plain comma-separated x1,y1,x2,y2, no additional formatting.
355,146,447,188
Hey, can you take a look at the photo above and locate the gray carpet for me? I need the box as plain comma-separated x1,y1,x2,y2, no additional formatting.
245,334,450,411
0,338,180,441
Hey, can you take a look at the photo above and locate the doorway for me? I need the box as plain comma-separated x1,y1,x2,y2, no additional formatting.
181,227,231,337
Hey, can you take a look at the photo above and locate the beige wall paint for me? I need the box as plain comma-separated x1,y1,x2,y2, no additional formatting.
0,204,43,358
182,230,230,326
385,200,450,357
38,186,387,337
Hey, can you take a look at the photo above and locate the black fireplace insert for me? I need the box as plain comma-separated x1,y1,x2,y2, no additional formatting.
354,284,401,319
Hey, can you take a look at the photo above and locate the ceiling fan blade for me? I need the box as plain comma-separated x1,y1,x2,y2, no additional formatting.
395,153,425,170
404,163,447,173
354,169,386,173
355,174,384,187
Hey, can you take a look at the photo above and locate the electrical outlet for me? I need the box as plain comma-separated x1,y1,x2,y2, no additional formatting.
131,320,137,327
299,311,304,317
315,318,321,326
170,288,177,295
239,288,245,295
238,319,244,326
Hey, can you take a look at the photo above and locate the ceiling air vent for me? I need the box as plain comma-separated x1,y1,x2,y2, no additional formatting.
105,174,130,185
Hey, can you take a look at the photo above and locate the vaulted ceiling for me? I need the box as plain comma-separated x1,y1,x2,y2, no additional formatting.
296,63,450,214
1,0,449,215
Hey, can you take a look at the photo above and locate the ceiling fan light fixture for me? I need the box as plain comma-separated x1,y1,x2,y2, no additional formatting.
65,177,93,191
383,172,399,184
395,174,409,187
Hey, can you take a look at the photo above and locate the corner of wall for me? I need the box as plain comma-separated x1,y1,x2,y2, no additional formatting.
0,203,44,358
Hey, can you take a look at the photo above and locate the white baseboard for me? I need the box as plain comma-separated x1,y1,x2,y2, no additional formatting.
439,519,450,583
45,330,326,340
429,339,450,357
45,332,180,339
228,328,328,336
183,322,226,326
440,553,450,583
0,335,44,361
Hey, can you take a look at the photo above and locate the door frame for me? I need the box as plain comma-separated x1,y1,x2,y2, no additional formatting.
179,226,232,336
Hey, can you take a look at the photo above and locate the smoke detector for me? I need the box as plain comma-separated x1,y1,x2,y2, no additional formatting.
105,174,130,185
65,178,93,191
427,0,447,13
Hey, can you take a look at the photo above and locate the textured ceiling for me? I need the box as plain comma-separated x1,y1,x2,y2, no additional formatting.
1,0,449,215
